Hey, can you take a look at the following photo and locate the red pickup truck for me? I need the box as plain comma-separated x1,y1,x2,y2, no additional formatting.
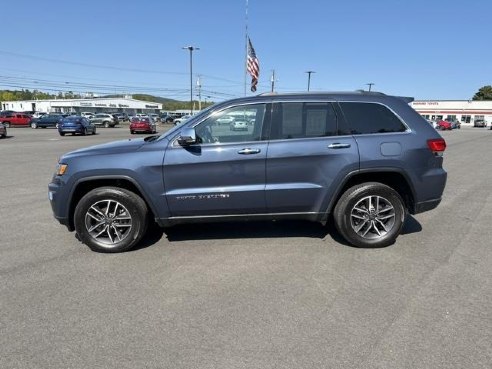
0,113,32,127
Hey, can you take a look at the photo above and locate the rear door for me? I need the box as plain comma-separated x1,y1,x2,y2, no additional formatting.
265,101,359,215
163,103,270,217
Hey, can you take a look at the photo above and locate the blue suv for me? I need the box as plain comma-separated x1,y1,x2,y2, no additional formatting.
48,92,447,252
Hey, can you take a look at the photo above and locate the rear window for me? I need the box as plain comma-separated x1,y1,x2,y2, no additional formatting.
339,102,407,134
63,117,81,123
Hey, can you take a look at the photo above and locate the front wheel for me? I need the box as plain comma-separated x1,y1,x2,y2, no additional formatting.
31,122,38,129
74,187,149,253
333,182,406,248
3,122,10,128
104,122,110,128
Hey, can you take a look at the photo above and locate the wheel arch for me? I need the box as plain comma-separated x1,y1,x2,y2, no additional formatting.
326,169,416,218
67,176,157,231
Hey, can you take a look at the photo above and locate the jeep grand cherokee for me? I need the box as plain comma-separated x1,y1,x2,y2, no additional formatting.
49,91,447,253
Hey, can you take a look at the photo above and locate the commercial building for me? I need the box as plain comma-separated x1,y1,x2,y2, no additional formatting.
1,96,162,115
410,100,492,124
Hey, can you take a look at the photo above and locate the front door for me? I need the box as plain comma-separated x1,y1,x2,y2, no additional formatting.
163,103,270,217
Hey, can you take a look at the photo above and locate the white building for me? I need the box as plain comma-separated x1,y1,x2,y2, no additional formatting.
410,100,492,125
1,97,162,115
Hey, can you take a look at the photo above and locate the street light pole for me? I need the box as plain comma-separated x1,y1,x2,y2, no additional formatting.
182,46,199,114
305,70,315,91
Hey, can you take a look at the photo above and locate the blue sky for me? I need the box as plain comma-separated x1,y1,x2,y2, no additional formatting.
1,0,491,102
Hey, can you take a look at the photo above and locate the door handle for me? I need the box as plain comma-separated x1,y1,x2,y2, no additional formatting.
328,143,351,149
238,148,261,155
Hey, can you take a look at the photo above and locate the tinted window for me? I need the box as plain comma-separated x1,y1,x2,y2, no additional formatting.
339,102,406,134
194,104,266,144
270,102,338,140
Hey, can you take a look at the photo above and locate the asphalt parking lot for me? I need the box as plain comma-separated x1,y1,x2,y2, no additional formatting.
0,125,491,369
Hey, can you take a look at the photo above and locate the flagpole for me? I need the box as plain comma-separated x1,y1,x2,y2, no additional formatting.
244,0,249,96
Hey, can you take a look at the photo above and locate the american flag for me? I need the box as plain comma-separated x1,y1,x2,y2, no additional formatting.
247,37,260,92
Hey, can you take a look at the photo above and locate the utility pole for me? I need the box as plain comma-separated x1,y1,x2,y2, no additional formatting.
196,75,202,111
366,82,375,92
270,70,275,93
182,45,199,114
305,70,315,91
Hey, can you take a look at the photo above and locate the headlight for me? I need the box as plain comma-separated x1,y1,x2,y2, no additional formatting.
55,163,68,176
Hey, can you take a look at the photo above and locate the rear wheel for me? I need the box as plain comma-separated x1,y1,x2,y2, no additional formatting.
3,122,10,128
334,182,406,248
59,132,65,136
74,187,149,253
31,122,38,129
104,122,110,128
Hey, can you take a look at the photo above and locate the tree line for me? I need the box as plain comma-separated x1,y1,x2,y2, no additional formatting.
0,89,214,111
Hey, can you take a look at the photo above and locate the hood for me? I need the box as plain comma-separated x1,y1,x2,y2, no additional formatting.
62,138,147,159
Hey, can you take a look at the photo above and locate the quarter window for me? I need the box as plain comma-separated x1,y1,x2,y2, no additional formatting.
339,102,407,134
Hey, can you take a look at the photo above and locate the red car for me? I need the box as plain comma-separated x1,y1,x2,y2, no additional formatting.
0,112,32,127
129,117,157,134
436,120,452,130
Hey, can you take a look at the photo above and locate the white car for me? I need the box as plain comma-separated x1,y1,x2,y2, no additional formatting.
230,120,248,131
174,115,192,125
216,116,235,125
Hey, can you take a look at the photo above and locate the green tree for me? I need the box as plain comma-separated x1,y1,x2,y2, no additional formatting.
472,85,492,100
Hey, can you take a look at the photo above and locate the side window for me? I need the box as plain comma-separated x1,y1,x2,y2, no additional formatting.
270,102,338,140
339,102,407,134
194,104,266,144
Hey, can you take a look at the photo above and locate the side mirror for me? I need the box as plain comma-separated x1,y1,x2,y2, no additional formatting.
178,127,197,145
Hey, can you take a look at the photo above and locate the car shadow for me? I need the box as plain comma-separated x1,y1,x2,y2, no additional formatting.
401,215,422,235
131,214,423,251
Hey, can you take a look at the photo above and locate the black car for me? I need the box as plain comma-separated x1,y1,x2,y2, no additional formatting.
58,116,96,136
31,114,64,129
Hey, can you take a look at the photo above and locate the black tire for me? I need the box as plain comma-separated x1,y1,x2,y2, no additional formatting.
130,130,134,134
333,182,406,248
74,187,149,253
31,122,38,129
82,128,87,136
4,122,10,128
92,127,96,135
104,122,110,128
59,132,65,136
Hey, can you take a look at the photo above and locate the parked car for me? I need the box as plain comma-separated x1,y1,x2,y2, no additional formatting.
216,116,235,125
32,112,48,119
31,114,64,129
81,112,95,119
49,91,447,253
230,120,248,131
149,113,160,122
0,113,32,127
0,110,16,117
446,119,461,129
113,113,128,122
0,123,6,138
436,120,453,130
173,115,192,125
161,114,176,123
473,119,487,127
90,113,118,128
129,117,157,134
58,116,96,136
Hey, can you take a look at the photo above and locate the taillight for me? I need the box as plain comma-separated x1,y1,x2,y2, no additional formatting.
427,138,446,156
